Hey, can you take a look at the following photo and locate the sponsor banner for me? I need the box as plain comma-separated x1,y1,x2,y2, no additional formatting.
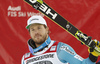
7,6,44,17
0,0,100,64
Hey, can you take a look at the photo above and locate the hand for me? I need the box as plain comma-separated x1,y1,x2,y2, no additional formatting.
88,39,100,57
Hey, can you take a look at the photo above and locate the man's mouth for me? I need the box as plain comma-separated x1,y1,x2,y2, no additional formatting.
35,35,41,38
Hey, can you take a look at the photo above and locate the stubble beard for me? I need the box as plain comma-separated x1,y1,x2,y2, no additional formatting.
32,34,48,45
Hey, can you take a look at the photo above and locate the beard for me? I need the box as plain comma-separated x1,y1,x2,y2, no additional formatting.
32,33,48,45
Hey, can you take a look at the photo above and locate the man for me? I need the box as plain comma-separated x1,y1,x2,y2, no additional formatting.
21,15,100,64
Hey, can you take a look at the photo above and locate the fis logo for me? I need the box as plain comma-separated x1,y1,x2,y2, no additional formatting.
50,46,56,51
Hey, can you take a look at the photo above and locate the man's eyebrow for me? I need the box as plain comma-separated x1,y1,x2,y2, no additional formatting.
30,28,34,29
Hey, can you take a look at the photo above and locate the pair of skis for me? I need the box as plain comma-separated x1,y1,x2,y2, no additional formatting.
24,0,98,52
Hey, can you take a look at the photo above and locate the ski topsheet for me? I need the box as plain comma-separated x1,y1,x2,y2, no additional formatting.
24,0,98,51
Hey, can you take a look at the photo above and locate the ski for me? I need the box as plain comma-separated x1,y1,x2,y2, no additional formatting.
24,0,97,51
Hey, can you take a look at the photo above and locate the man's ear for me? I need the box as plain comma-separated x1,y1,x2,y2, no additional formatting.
28,29,31,35
46,27,50,34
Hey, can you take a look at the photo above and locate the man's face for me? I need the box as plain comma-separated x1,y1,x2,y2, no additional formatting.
29,24,49,45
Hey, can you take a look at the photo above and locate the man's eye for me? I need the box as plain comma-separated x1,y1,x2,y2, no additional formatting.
38,27,41,29
32,29,34,31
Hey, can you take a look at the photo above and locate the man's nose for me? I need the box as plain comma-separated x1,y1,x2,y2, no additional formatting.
34,30,39,34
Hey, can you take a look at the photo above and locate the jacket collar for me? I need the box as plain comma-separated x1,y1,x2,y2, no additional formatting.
28,36,51,55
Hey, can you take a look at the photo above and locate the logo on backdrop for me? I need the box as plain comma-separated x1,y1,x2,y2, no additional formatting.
7,6,44,17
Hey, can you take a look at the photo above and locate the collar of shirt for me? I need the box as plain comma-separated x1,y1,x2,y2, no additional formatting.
28,36,51,55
